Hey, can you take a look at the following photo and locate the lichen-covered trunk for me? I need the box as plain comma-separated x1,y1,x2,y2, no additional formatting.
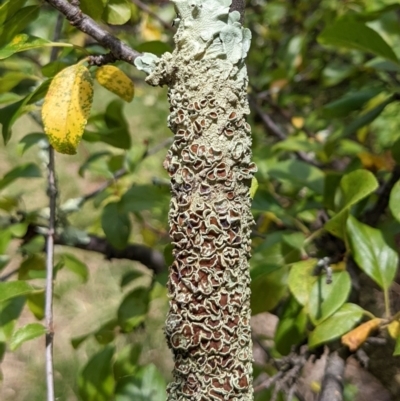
135,1,256,399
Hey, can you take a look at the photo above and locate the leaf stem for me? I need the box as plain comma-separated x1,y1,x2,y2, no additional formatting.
384,287,391,318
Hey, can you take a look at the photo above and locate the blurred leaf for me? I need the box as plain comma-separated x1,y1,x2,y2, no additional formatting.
394,335,400,356
0,6,40,47
309,271,351,325
163,243,174,267
347,215,398,290
325,169,378,239
80,0,107,20
342,96,395,137
392,138,400,164
79,151,112,177
0,255,10,272
20,235,45,256
0,281,34,303
115,364,166,401
318,17,399,63
118,287,149,332
41,60,69,78
0,163,41,191
113,344,141,382
120,270,144,288
18,254,45,280
288,259,318,306
389,180,400,223
78,346,115,401
27,291,45,320
321,89,382,118
0,71,36,93
0,34,50,59
61,253,89,282
101,202,131,250
42,64,94,155
0,0,28,25
9,222,28,238
0,229,11,254
249,177,259,199
341,318,382,351
9,323,45,351
17,133,47,155
94,319,117,345
136,41,172,56
268,159,324,195
251,266,288,315
120,184,169,213
0,296,25,341
83,127,131,149
102,0,131,25
95,65,134,102
274,296,307,355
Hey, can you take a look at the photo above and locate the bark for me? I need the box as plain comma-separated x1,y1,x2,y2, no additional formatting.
318,352,344,401
135,1,256,399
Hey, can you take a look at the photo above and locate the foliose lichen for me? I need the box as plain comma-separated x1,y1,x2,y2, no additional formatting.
136,1,256,399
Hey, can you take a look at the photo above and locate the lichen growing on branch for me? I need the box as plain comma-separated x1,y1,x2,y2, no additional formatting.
136,0,256,399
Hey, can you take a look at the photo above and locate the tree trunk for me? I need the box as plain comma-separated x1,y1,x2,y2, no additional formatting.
135,0,256,399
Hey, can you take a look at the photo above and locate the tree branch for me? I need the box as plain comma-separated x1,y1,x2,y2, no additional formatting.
44,0,141,65
318,351,345,401
45,14,64,401
56,233,166,274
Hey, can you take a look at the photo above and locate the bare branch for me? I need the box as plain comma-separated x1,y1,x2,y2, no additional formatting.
44,0,141,65
45,14,64,401
318,351,345,401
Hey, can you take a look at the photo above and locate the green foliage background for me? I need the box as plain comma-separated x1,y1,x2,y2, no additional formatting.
1,0,400,400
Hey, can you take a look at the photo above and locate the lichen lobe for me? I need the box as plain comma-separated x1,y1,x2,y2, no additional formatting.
138,1,256,400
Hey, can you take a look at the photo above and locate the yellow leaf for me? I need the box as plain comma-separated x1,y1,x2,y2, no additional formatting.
341,318,382,351
291,116,304,129
42,64,93,155
388,320,400,339
95,65,134,103
358,151,394,172
249,177,258,199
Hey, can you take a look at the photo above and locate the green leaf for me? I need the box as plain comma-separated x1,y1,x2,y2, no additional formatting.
268,159,325,195
347,215,398,290
318,17,399,63
0,296,25,341
120,185,169,213
0,281,34,303
120,270,144,288
0,71,36,93
251,266,289,315
115,364,166,401
27,291,45,320
394,335,400,356
101,202,131,250
80,0,107,20
102,0,132,25
78,346,115,401
274,296,307,355
17,133,47,155
94,319,117,345
9,323,45,351
321,88,382,118
325,169,378,239
0,6,40,47
288,259,318,306
136,41,172,56
118,287,149,332
342,96,395,137
0,0,28,26
0,163,41,191
113,344,141,382
0,34,50,60
18,254,45,280
389,180,400,223
309,303,364,348
41,61,70,78
60,253,89,282
309,271,351,325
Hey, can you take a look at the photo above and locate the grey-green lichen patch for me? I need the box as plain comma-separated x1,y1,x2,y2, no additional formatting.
134,52,160,75
142,1,256,400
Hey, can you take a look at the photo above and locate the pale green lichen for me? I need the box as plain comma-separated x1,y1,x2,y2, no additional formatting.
140,1,256,400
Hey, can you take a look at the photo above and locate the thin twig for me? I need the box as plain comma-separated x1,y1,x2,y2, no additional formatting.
44,14,64,401
45,0,141,65
131,0,173,31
